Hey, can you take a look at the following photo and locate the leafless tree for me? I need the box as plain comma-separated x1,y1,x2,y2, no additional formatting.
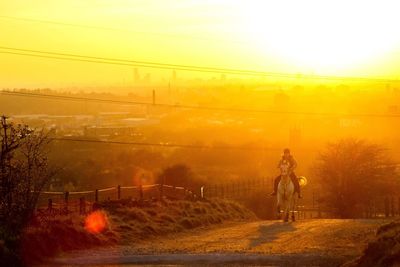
314,138,398,218
0,116,55,236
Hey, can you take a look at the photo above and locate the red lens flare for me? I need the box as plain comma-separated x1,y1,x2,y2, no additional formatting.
84,210,108,234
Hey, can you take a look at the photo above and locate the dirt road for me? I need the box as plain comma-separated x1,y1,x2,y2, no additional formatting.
46,219,389,266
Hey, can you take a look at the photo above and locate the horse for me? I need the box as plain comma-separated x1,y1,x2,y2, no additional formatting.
276,161,296,222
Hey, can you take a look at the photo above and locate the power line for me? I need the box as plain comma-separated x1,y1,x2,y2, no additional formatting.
51,137,278,151
45,138,400,161
2,90,400,118
0,46,273,76
0,15,248,45
0,46,399,83
0,50,270,77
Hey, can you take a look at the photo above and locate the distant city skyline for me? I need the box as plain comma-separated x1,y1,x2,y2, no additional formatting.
1,0,400,88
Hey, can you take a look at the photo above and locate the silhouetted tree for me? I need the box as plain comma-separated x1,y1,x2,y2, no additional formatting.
0,116,54,265
314,138,398,218
158,164,206,192
159,164,192,187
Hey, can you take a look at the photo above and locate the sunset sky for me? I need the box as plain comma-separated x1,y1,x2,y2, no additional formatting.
1,0,400,88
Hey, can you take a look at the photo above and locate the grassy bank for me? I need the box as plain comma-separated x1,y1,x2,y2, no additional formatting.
102,198,256,242
344,219,400,267
1,198,255,266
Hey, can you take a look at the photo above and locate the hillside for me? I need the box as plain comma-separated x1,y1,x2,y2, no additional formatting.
5,198,255,265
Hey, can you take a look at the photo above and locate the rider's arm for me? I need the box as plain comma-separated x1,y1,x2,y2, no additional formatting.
277,159,282,168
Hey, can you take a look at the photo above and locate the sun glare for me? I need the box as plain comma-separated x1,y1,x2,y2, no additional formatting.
236,0,400,73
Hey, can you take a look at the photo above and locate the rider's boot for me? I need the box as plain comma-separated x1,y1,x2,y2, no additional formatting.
270,176,280,196
297,190,302,199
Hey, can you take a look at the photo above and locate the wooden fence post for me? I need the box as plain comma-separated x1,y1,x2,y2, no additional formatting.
297,205,300,220
318,203,321,218
159,183,164,200
139,184,144,201
117,185,121,200
312,191,315,209
398,196,400,216
79,197,85,215
64,191,69,214
384,197,389,217
48,198,53,211
390,196,395,217
95,189,99,203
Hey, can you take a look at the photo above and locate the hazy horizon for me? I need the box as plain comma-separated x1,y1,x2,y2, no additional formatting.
2,0,400,89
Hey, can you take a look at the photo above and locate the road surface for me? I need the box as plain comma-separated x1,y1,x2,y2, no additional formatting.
46,219,388,266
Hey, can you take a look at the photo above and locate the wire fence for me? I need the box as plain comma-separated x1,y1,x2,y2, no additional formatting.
203,177,400,219
35,183,197,217
35,178,400,221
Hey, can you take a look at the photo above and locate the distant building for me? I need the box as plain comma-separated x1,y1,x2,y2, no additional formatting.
172,70,177,82
144,73,151,84
134,68,140,83
84,126,138,137
388,105,399,114
274,90,290,109
289,127,301,147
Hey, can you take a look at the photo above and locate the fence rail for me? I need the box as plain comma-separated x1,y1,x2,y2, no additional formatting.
36,177,400,220
202,177,400,219
36,183,197,216
203,177,273,199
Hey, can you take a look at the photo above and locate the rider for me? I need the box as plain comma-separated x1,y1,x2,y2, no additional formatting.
270,148,302,198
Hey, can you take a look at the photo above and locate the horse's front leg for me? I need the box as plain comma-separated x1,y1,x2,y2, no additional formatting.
291,194,296,222
276,196,282,220
284,209,289,222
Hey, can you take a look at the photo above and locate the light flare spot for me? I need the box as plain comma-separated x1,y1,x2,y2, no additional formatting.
298,176,308,187
84,210,108,234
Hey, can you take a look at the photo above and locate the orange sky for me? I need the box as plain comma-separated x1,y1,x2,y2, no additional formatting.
1,0,400,88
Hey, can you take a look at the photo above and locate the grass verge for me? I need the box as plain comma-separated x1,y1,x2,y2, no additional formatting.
1,198,255,266
343,219,400,267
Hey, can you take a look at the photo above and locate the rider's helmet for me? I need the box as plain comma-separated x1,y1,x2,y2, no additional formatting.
284,148,290,154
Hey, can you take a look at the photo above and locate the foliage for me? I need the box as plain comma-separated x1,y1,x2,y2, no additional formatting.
0,116,54,265
314,138,398,218
157,164,206,193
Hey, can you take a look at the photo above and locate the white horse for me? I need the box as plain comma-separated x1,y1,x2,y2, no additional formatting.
277,161,296,222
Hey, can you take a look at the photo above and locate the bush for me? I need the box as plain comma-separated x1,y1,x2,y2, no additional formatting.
344,220,400,267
